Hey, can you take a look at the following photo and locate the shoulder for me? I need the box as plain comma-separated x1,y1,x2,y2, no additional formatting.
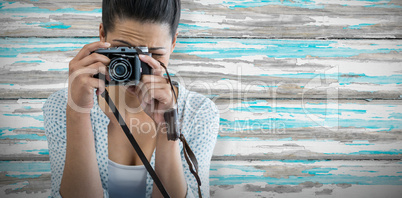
174,80,219,119
174,81,220,138
42,88,68,122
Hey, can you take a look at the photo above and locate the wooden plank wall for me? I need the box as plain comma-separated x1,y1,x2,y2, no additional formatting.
1,0,401,197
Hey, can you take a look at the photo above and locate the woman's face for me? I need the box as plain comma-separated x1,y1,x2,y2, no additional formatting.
99,19,177,67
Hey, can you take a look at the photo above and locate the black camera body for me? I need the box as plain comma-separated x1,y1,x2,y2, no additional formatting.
93,47,152,86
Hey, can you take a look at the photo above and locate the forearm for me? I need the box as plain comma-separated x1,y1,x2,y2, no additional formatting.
152,123,187,198
60,106,103,198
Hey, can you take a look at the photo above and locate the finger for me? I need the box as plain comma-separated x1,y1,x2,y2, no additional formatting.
141,87,173,106
87,78,106,96
136,81,169,100
71,62,110,82
79,53,110,68
87,62,111,81
140,75,169,84
139,82,170,102
74,41,111,61
139,54,165,76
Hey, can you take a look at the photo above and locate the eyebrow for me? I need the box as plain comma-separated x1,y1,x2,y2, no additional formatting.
113,39,166,50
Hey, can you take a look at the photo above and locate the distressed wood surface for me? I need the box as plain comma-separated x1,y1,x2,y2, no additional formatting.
1,99,401,161
1,160,401,197
1,38,401,99
0,0,401,38
1,0,401,197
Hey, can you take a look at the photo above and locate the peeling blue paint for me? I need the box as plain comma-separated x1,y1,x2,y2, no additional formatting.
241,100,268,104
210,174,402,186
339,74,402,85
230,105,366,115
22,149,49,155
175,39,402,59
3,113,43,121
278,137,293,141
345,143,374,146
3,38,402,68
5,174,42,179
48,68,68,71
0,37,98,57
261,160,330,164
179,23,210,32
302,167,338,174
26,21,71,29
364,3,402,8
15,60,44,63
0,127,46,141
0,1,102,13
344,23,376,30
257,72,402,85
257,85,279,87
217,134,261,141
324,149,402,155
221,0,324,10
389,113,402,119
356,170,378,173
220,116,401,132
210,164,265,172
0,161,50,172
0,83,14,86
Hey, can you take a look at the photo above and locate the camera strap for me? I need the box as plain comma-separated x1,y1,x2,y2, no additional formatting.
101,89,171,197
160,62,203,198
100,61,202,198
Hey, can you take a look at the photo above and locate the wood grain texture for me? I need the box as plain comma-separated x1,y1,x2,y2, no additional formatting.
1,160,401,197
209,160,402,197
1,38,401,99
1,99,401,161
0,0,401,38
1,0,401,197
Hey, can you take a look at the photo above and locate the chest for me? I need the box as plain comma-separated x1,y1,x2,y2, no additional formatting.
107,119,157,166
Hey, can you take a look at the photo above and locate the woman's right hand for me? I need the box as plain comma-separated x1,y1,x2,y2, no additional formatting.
67,41,111,112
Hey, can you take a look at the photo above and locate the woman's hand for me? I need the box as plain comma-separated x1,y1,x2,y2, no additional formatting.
125,54,177,124
67,41,111,112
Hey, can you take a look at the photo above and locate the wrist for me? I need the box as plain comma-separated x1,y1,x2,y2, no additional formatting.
67,105,91,117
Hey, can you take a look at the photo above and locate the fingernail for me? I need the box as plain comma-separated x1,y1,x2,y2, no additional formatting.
104,42,111,47
139,54,146,59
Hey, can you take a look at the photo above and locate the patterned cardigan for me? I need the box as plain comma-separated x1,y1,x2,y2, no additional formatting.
43,80,220,198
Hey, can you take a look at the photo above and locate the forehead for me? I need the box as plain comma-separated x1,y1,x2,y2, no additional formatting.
108,19,172,47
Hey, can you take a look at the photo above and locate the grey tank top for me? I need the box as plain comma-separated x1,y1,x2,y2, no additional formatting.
108,158,147,198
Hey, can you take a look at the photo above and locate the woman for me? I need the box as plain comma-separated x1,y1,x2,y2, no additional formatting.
42,0,220,197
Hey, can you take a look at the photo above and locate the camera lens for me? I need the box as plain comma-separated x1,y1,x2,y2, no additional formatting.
109,57,132,82
114,63,126,76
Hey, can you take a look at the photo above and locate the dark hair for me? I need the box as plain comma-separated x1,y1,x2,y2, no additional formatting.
102,0,181,40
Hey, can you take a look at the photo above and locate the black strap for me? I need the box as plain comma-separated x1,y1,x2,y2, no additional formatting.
101,90,171,198
159,61,203,198
100,60,203,198
180,134,202,197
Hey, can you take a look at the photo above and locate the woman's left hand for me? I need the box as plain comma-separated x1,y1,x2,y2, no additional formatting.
126,54,177,125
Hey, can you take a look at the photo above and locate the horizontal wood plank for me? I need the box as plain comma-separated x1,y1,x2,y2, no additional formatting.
1,38,401,99
1,99,401,161
0,0,401,38
210,160,402,197
1,160,401,197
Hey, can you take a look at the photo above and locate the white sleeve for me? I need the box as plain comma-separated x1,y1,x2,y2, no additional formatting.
183,100,220,198
43,91,109,198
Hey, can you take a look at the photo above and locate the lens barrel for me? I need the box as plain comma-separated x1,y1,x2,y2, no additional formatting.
109,57,132,82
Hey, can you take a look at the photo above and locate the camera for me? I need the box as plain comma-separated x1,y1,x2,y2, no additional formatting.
93,46,153,86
